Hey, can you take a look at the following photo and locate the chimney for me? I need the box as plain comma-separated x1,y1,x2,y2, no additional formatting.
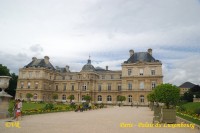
106,66,108,70
44,56,49,64
32,57,37,61
148,48,152,56
66,65,70,72
129,49,134,57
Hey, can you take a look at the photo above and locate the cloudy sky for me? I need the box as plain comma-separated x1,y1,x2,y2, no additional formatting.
0,0,200,86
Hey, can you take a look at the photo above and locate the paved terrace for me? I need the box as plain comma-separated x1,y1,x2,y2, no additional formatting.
0,106,199,133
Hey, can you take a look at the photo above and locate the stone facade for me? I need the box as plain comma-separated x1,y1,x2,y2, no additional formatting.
15,49,163,105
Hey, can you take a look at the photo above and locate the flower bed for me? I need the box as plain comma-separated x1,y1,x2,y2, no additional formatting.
176,112,200,125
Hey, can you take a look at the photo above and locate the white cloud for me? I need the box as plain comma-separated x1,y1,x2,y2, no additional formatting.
0,0,200,85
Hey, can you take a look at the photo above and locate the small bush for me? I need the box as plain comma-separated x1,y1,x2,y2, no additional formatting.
195,108,200,115
43,103,54,110
177,105,186,112
70,102,76,109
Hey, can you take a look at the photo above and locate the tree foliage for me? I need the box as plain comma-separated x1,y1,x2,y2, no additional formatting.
154,83,180,109
117,95,126,103
0,64,10,76
83,95,92,102
147,92,156,102
52,93,58,101
67,95,75,102
26,93,33,101
0,64,18,97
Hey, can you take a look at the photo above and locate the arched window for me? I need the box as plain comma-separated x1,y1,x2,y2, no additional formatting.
128,95,132,103
107,95,112,101
62,95,66,100
34,93,37,99
140,95,144,103
98,95,102,101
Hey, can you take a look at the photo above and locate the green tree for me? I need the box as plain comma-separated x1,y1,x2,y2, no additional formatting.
147,92,156,102
0,64,10,76
26,93,33,101
154,83,180,109
117,95,126,103
83,95,92,102
52,93,58,101
67,95,75,103
7,73,18,97
0,64,18,97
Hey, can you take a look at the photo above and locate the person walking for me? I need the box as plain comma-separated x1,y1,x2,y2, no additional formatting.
15,100,20,121
18,99,23,118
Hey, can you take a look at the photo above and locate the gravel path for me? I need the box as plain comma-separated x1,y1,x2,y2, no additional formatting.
0,106,199,133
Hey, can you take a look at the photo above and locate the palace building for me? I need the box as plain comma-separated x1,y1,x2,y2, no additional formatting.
15,49,163,105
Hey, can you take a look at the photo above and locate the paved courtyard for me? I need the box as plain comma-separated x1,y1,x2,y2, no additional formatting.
0,106,199,133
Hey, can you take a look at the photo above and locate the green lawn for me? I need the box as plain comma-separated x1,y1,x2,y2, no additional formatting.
22,102,46,111
181,102,200,113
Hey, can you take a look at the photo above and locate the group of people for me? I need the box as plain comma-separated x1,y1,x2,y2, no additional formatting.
13,99,23,121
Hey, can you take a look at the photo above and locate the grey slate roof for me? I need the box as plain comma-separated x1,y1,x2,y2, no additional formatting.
124,52,159,63
25,59,55,70
179,82,196,88
95,67,106,72
82,59,95,71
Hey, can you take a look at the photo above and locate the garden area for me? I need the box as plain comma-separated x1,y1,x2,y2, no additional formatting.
147,83,200,125
8,100,105,117
177,102,200,125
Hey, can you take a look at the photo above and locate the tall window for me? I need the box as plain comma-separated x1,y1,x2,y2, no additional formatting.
107,95,112,101
118,84,121,91
140,95,144,103
20,82,24,89
98,84,102,92
63,84,67,91
108,84,111,91
36,71,40,78
128,82,132,90
151,69,155,75
119,74,122,79
34,93,37,100
128,69,132,76
151,81,156,89
56,85,58,91
82,84,87,91
139,69,144,75
62,95,66,100
140,81,144,89
98,95,102,102
28,82,31,89
82,95,85,101
128,95,132,103
29,72,32,78
35,82,38,89
111,75,114,79
71,84,74,91
22,72,26,78
102,75,105,79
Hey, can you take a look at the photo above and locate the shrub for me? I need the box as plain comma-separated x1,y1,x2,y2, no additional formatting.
177,105,186,112
195,108,200,116
43,103,54,110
